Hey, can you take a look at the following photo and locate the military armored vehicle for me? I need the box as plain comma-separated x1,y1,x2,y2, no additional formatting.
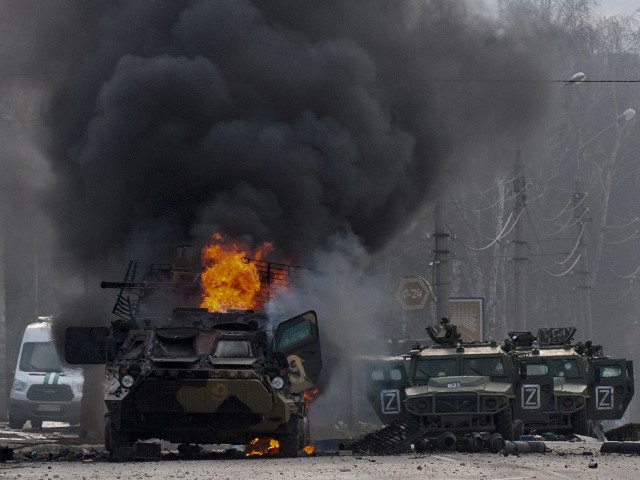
64,257,321,460
355,319,516,454
506,327,633,437
363,354,408,425
403,320,516,440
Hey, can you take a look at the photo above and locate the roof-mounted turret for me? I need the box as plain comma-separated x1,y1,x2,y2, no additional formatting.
426,317,462,346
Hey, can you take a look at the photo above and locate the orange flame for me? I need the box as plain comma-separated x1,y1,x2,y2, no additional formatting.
200,233,272,312
304,387,320,403
244,437,280,457
304,387,321,415
302,445,315,455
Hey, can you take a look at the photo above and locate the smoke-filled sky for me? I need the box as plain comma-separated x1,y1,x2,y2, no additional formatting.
0,0,567,273
0,0,581,434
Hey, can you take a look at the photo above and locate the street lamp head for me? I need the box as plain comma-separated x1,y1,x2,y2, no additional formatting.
565,72,586,84
576,106,636,169
619,108,636,122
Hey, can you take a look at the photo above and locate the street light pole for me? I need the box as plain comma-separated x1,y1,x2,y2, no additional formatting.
573,107,636,339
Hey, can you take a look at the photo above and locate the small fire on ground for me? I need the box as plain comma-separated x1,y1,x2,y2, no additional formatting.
302,445,315,455
244,437,280,457
200,233,273,312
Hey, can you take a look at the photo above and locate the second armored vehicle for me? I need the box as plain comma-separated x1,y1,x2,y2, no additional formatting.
356,319,516,454
507,328,634,437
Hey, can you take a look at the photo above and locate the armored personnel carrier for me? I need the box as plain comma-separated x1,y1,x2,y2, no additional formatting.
506,327,633,437
64,256,321,460
355,319,516,454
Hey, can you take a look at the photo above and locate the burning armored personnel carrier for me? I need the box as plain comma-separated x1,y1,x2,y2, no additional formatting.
65,249,321,460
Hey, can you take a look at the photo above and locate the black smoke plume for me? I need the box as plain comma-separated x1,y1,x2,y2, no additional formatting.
3,0,570,440
25,0,561,270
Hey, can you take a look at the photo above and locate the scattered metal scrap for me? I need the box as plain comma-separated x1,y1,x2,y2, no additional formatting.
600,441,640,454
604,423,640,441
0,447,13,462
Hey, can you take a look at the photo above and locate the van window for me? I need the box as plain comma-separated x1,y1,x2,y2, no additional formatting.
20,342,62,372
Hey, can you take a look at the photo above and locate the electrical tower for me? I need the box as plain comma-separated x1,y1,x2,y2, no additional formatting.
572,180,592,339
434,201,450,322
512,151,527,331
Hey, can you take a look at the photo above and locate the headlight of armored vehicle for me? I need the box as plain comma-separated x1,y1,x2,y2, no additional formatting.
271,376,285,390
120,374,135,388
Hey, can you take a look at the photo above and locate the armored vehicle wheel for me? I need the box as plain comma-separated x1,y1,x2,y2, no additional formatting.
280,417,305,458
104,417,112,451
513,419,525,439
571,408,590,436
30,419,43,429
105,417,133,461
495,408,515,441
8,413,24,430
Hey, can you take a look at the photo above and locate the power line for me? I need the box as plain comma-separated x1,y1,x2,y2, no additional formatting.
542,207,589,237
475,183,528,212
594,283,635,305
451,196,498,240
524,206,584,266
611,263,640,280
527,246,582,277
427,78,640,84
449,210,522,252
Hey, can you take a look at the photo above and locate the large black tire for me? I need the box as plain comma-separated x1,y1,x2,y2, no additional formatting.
495,408,515,441
105,416,133,461
8,413,24,430
513,419,525,439
30,419,43,429
104,417,112,451
280,418,303,458
571,408,591,436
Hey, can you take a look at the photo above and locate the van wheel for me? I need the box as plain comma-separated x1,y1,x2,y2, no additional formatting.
8,413,24,430
30,419,43,429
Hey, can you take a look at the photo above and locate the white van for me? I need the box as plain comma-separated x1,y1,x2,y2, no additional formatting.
8,317,83,429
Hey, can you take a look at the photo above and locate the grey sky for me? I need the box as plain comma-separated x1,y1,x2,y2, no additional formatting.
598,0,640,15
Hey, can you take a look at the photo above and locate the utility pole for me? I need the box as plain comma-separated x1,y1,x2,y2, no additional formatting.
512,151,527,331
573,180,592,339
434,201,450,322
0,212,7,420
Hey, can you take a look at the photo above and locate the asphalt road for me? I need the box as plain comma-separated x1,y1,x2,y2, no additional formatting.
1,447,638,480
0,423,639,479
